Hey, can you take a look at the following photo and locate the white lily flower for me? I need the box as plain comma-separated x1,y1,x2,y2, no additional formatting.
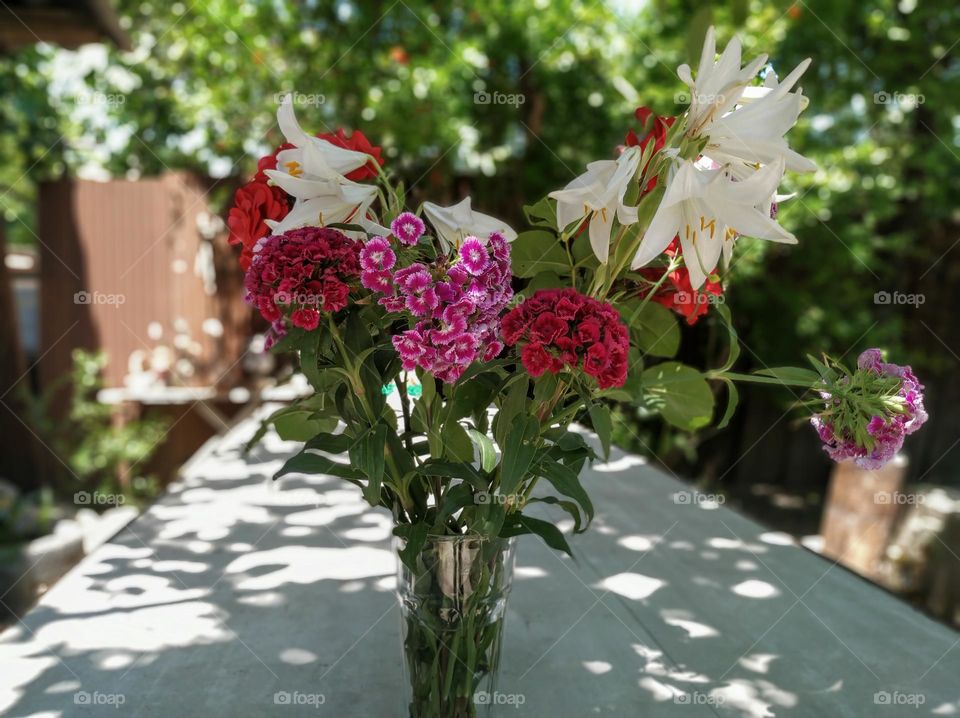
701,60,817,173
679,27,768,139
680,29,816,174
547,144,643,264
422,197,517,252
632,158,795,288
264,95,388,238
274,94,372,177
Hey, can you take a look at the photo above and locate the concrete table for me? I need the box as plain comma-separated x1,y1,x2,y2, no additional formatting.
2,408,958,717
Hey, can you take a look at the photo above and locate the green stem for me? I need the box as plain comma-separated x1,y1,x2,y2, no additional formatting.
709,370,817,389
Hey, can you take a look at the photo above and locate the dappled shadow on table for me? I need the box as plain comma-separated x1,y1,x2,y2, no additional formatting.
2,427,958,717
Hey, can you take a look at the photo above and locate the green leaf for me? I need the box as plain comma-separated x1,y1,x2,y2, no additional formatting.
441,420,475,462
523,197,558,230
714,303,741,372
244,403,323,453
510,230,570,278
394,522,429,572
304,431,356,454
466,428,497,472
527,496,585,533
642,362,714,431
299,331,324,391
274,410,323,442
416,460,486,491
716,378,739,430
446,377,497,422
588,403,613,460
525,271,567,292
533,372,560,403
433,483,475,529
499,415,540,496
494,375,528,450
351,424,387,505
501,514,572,556
621,300,680,358
539,459,594,531
274,450,364,483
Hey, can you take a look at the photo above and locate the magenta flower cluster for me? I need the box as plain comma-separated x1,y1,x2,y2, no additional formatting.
366,232,513,383
812,348,928,469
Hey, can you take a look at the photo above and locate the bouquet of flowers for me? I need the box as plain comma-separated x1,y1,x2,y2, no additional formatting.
229,27,926,718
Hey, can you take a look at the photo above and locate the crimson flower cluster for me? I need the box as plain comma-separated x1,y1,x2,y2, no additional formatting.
244,227,361,347
502,288,629,389
366,232,513,384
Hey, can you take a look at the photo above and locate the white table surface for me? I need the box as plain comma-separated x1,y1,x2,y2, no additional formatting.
2,406,958,717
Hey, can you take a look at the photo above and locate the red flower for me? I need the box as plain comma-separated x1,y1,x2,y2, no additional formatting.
521,343,553,378
503,288,629,389
531,312,566,344
316,128,385,181
321,279,351,313
244,227,362,329
625,107,676,194
291,308,321,330
637,239,723,326
228,182,291,272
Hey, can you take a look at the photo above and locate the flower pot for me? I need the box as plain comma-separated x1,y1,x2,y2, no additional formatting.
396,534,517,718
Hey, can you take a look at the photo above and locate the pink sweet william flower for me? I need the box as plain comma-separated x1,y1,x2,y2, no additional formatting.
391,212,426,246
361,269,393,293
359,236,396,271
386,232,513,383
459,236,489,275
811,348,928,470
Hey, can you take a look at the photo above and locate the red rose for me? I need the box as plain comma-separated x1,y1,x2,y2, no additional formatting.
317,128,385,181
228,182,291,271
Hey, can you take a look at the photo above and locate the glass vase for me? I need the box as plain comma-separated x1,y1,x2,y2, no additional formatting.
396,534,518,718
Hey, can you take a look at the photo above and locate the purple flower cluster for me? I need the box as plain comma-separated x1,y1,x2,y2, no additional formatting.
812,348,928,469
372,233,513,383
